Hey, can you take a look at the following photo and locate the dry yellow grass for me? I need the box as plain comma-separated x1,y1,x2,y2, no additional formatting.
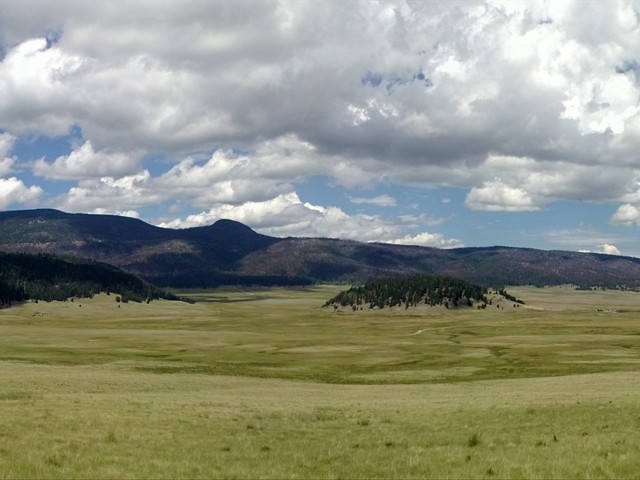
1,285,640,478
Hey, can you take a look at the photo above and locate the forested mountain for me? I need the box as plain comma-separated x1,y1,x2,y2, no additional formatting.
0,209,286,287
2,209,640,288
324,274,489,311
0,252,178,306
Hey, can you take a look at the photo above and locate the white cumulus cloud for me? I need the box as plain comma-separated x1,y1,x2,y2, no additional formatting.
465,181,541,212
611,203,640,227
601,243,622,255
33,141,141,180
52,170,158,213
0,177,42,209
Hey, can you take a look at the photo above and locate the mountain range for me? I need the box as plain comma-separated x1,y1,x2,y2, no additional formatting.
1,208,640,289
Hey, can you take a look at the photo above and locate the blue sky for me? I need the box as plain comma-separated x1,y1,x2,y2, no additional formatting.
1,1,640,256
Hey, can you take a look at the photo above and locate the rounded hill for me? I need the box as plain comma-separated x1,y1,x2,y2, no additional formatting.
324,274,489,311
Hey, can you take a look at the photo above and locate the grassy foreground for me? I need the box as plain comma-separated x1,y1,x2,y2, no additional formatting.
1,285,640,478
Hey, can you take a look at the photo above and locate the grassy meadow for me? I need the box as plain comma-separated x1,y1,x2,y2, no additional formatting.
2,285,640,477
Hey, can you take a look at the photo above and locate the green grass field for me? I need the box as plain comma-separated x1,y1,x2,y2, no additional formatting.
2,285,640,478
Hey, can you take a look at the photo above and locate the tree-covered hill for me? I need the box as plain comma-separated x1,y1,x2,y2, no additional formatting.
324,274,489,311
0,253,179,307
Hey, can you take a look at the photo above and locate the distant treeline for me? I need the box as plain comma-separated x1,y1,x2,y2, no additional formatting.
324,274,488,310
0,253,179,306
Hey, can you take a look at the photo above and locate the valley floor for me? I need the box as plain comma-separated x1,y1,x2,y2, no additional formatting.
1,285,640,478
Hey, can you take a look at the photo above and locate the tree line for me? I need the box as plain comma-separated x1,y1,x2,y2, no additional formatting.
324,274,489,310
0,252,179,307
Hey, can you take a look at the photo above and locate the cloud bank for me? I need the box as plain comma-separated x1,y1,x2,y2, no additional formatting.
0,0,639,250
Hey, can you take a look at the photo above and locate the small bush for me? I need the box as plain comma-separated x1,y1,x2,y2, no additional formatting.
467,433,480,447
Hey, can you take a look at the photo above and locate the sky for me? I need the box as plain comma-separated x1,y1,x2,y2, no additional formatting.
1,1,640,256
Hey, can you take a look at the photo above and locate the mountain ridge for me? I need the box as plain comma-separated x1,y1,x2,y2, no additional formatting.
1,208,640,288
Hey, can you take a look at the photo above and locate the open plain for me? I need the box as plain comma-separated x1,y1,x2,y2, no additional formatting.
2,285,640,478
